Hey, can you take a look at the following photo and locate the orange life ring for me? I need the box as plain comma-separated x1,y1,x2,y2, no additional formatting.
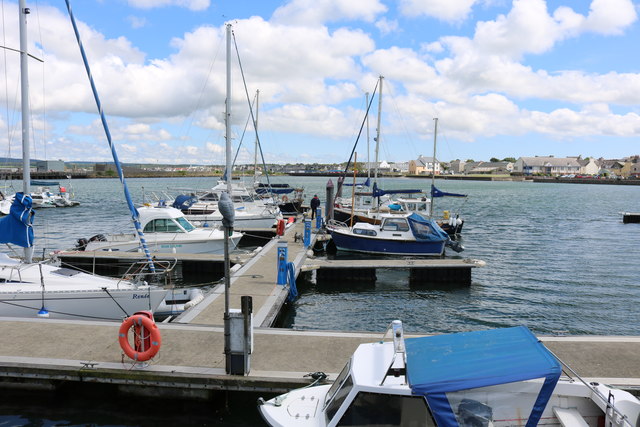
281,195,288,202
118,314,162,361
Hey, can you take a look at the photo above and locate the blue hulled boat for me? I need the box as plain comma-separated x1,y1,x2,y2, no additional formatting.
327,212,462,256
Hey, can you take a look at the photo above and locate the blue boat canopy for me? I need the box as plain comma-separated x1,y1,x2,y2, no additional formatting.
407,213,449,242
0,193,35,248
405,326,561,427
343,177,371,187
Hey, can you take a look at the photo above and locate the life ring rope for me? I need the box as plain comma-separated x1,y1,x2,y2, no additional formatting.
118,314,162,362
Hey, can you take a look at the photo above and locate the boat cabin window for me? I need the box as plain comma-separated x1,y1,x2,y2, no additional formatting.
199,193,219,202
175,217,195,232
143,219,183,233
353,228,377,237
382,218,410,232
324,361,353,421
336,392,436,427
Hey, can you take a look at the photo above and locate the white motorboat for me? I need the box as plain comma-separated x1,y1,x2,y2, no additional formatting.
76,205,242,254
259,320,640,427
0,253,166,321
174,181,281,229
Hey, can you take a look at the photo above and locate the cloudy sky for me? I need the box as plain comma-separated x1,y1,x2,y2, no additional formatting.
1,0,639,165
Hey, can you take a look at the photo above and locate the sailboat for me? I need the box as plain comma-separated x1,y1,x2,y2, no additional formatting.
331,79,466,236
0,1,166,321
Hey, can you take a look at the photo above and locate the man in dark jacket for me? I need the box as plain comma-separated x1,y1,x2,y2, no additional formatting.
310,195,320,219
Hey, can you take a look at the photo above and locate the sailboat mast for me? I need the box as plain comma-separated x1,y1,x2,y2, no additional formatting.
366,92,370,180
430,117,438,218
19,0,30,197
225,24,232,194
374,76,383,183
253,89,259,182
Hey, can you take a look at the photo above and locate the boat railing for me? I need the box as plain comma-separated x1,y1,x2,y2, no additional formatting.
547,347,635,426
117,258,177,288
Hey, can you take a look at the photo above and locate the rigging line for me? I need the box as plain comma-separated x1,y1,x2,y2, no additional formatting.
334,79,380,205
230,92,256,169
230,30,272,193
65,0,156,273
1,0,10,159
179,31,225,144
101,287,130,317
33,0,47,162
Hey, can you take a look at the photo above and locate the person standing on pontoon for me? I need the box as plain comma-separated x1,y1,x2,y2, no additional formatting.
310,195,320,219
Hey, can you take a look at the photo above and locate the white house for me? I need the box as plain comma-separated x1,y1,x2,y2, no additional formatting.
513,156,581,176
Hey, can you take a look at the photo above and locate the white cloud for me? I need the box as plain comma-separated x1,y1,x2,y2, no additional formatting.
375,18,399,35
272,0,387,26
127,16,148,29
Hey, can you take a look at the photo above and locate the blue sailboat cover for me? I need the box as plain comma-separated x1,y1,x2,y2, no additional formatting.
431,184,467,198
407,213,449,242
0,193,35,248
405,326,561,427
372,182,422,198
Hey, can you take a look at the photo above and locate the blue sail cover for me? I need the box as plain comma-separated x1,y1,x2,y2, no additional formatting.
343,177,371,187
407,213,449,242
372,182,422,198
172,194,198,210
0,193,35,248
406,326,561,427
431,184,467,198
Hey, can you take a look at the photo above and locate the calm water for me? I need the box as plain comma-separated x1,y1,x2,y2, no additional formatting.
1,175,639,425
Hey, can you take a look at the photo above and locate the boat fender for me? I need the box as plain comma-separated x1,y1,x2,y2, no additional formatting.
184,293,204,309
276,219,285,236
118,315,162,362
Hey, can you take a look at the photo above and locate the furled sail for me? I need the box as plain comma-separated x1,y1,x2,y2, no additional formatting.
0,193,34,248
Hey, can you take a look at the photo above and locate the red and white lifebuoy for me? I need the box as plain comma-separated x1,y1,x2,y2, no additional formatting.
118,314,162,361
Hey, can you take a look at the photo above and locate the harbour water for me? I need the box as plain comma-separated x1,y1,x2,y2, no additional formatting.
1,175,639,425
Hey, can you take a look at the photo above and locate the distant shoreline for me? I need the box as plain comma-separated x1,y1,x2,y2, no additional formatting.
2,171,638,185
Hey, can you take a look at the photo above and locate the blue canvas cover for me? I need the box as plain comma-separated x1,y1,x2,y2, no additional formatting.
0,193,35,248
405,326,561,427
372,182,422,198
172,194,198,210
407,213,449,242
431,184,467,198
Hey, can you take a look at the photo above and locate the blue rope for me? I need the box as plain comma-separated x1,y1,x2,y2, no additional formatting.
65,0,155,272
286,262,298,302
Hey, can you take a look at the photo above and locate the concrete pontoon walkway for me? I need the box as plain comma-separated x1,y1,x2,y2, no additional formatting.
0,317,639,394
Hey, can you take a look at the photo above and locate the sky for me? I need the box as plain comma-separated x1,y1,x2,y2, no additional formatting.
0,0,639,166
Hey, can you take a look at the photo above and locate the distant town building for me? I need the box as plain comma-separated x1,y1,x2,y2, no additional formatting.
449,160,465,174
465,161,513,174
409,155,442,175
513,156,581,176
36,160,65,172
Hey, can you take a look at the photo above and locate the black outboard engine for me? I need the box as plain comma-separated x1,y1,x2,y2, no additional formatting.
446,239,464,253
89,234,107,242
76,238,88,251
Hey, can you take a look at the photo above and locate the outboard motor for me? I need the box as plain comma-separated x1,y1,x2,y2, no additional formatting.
89,234,107,242
76,238,88,251
458,399,493,427
446,239,464,253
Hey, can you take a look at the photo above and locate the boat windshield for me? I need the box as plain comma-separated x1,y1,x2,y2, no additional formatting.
324,360,352,407
175,217,195,232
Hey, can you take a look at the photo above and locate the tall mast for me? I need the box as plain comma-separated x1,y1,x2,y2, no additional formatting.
374,76,383,183
19,0,30,197
253,89,259,181
430,117,438,218
366,92,370,180
225,24,232,194
19,0,33,263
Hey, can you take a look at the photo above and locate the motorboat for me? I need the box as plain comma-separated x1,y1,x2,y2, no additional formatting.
76,205,242,254
259,320,640,427
173,181,281,229
327,212,462,256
